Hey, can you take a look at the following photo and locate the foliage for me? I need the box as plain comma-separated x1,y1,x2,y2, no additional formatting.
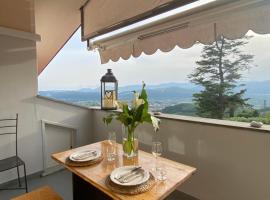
161,103,197,116
236,108,259,118
227,108,270,125
227,117,270,125
259,107,270,116
264,112,270,119
188,36,254,119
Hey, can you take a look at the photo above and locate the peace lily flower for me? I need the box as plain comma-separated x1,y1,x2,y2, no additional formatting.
132,91,145,108
151,115,160,132
103,82,161,133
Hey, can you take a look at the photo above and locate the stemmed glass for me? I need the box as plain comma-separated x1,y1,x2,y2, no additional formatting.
152,141,162,172
152,141,167,180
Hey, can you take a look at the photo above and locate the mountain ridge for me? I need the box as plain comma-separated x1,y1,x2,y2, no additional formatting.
39,80,270,108
40,80,270,93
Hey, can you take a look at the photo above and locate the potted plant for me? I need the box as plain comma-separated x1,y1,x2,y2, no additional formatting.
103,83,160,158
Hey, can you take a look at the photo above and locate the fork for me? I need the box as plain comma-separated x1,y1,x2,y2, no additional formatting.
119,170,143,183
116,167,141,181
73,151,97,160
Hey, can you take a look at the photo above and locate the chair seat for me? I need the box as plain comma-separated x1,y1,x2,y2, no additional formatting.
11,186,63,200
0,156,25,172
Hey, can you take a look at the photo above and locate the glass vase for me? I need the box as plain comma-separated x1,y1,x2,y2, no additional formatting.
122,125,138,158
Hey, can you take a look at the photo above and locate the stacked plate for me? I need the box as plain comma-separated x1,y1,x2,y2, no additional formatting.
110,166,150,187
69,149,102,163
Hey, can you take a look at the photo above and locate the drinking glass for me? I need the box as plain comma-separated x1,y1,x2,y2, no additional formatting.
108,131,116,144
156,165,167,181
152,141,162,172
107,132,116,161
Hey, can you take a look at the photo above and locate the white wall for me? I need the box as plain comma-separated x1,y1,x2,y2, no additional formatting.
35,97,92,147
0,34,40,184
0,34,92,184
91,109,270,200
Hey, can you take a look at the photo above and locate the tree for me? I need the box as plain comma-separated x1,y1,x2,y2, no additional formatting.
188,36,254,119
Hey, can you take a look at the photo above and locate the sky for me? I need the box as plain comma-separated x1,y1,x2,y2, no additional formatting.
38,0,270,91
38,29,270,91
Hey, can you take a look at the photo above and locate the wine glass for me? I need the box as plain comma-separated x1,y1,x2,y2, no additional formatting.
152,141,162,171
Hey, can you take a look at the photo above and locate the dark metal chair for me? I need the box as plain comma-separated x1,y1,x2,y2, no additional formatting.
0,114,28,192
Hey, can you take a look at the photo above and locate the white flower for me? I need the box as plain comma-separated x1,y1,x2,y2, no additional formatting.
132,92,144,108
132,92,139,108
115,101,127,110
151,116,160,132
136,99,144,107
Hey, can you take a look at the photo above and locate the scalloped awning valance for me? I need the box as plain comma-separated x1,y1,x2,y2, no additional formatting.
88,0,270,64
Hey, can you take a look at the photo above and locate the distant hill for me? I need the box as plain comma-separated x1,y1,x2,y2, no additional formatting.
77,82,201,93
39,82,201,103
39,90,100,102
161,103,197,116
39,81,270,108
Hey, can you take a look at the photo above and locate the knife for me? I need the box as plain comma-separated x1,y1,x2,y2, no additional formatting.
116,167,142,181
73,151,97,160
121,173,142,183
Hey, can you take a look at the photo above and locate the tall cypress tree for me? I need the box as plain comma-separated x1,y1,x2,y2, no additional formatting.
188,36,254,119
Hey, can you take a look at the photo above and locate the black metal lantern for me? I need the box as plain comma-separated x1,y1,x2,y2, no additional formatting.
100,69,118,110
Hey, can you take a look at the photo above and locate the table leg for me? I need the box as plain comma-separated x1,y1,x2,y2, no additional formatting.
72,173,113,200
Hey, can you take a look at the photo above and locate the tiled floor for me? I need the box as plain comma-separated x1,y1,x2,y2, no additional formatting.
0,170,72,200
0,170,198,200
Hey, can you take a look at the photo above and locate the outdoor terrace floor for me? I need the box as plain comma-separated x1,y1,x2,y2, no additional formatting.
0,170,198,200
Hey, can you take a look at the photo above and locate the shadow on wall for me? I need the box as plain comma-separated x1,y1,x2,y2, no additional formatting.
0,35,36,67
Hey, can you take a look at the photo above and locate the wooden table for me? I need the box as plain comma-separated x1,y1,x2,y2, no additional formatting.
52,141,196,200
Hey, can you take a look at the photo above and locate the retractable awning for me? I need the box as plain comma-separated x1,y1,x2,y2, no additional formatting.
81,0,197,40
83,0,270,64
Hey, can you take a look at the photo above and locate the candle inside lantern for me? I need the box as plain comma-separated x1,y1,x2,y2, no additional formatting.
103,91,116,108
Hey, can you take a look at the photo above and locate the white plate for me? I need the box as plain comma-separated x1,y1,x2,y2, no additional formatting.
69,149,101,162
110,166,150,186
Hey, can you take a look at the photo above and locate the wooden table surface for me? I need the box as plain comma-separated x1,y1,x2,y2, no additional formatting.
52,141,196,200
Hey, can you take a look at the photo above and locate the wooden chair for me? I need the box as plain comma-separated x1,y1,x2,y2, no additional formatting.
0,114,28,192
11,186,63,200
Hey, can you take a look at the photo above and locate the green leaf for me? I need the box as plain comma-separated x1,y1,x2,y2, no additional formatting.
139,82,148,102
141,101,150,121
134,104,144,122
116,113,133,126
142,112,152,123
103,113,115,126
122,104,129,114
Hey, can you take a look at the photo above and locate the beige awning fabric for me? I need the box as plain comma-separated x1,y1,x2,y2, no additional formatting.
81,0,192,40
0,0,35,33
35,0,87,75
90,0,270,64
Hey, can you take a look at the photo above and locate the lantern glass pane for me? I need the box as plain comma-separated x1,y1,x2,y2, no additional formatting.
104,82,115,90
